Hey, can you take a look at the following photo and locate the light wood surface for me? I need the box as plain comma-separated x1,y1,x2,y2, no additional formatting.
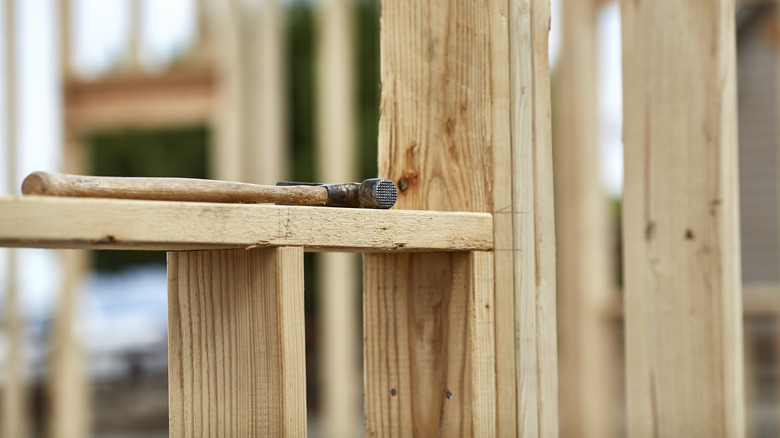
367,0,509,434
168,247,307,436
0,196,493,252
554,0,617,436
317,0,360,435
621,0,745,436
47,250,90,438
489,0,518,433
213,0,243,181
249,0,286,184
363,251,496,436
1,0,28,435
510,0,560,435
64,68,215,135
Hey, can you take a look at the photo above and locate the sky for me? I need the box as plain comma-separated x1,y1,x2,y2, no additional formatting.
0,0,624,316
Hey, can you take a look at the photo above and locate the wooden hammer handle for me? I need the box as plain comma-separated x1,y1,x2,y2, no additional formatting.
21,171,329,205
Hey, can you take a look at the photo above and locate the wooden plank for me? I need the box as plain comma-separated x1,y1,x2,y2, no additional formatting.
247,0,286,184
554,0,617,436
0,196,493,252
47,249,90,438
213,0,244,181
621,0,745,436
363,251,495,436
510,0,560,435
368,0,504,433
126,0,141,73
489,0,518,433
59,0,72,80
367,0,559,434
316,0,360,435
168,247,307,436
64,69,215,135
1,0,28,435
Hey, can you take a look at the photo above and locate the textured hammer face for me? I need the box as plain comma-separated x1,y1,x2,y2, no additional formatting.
373,179,398,209
359,178,398,209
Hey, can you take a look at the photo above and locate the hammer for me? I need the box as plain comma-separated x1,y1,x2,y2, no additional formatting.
21,171,398,209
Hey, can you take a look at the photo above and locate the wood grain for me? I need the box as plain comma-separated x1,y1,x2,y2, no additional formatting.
167,247,307,437
0,196,492,252
363,251,495,436
510,0,560,435
554,0,617,436
621,0,745,436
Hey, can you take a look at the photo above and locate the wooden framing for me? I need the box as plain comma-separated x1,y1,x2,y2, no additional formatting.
1,0,27,436
621,0,745,435
554,1,618,436
363,251,496,436
64,69,215,136
363,0,557,435
167,247,307,436
0,196,493,252
316,0,360,435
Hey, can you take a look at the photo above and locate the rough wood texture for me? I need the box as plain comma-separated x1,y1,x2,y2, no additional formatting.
554,0,617,436
369,0,558,435
621,0,745,436
0,196,492,252
168,247,306,436
363,251,495,436
510,0,560,435
317,0,360,435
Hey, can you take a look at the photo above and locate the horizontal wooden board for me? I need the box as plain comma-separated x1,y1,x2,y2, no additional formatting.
0,196,492,252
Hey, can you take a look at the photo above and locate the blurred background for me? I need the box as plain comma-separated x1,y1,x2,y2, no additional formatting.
0,0,775,437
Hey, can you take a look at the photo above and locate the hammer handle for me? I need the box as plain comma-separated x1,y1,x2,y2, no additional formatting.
21,171,328,205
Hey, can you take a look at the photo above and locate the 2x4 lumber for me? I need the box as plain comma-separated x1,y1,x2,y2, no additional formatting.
369,0,505,433
2,0,27,435
64,69,215,135
167,247,307,436
317,0,360,436
621,0,745,436
47,250,90,438
249,0,286,185
554,0,616,436
213,0,244,181
368,0,559,435
0,196,493,252
510,0,560,434
363,251,496,436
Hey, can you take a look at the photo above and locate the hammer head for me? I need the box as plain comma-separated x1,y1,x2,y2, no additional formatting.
357,178,398,209
277,178,398,209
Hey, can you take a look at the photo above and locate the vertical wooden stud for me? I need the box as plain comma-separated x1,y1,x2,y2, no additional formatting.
213,0,244,181
48,250,90,438
363,251,495,436
168,247,307,436
365,0,559,435
554,0,617,436
510,0,560,435
317,0,359,436
127,0,141,74
621,0,745,436
248,0,286,184
2,2,27,436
